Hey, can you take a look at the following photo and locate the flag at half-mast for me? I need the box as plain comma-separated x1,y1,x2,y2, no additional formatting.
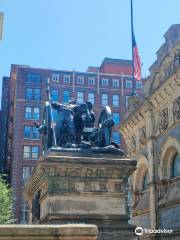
132,29,141,80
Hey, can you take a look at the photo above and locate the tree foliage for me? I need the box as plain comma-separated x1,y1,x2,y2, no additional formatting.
0,175,13,224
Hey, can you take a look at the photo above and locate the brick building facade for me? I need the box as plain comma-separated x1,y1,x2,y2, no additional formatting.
0,77,10,174
1,58,143,223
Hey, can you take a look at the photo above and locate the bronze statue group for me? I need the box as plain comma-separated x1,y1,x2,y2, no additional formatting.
35,98,124,155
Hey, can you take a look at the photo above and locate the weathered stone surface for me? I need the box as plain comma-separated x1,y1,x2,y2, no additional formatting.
24,150,138,240
0,224,98,240
159,205,180,229
139,230,180,240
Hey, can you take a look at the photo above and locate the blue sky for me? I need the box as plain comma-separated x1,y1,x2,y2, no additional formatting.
0,0,180,100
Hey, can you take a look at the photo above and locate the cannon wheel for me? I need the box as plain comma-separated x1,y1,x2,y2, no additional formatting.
42,102,53,152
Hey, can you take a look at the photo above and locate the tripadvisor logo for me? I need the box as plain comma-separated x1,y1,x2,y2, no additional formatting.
135,227,174,235
135,227,143,236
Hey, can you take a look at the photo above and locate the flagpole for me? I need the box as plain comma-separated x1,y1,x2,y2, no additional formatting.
97,69,100,94
72,68,75,94
130,0,136,95
131,0,134,81
121,72,124,97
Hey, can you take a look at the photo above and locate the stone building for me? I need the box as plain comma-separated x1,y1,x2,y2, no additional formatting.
121,24,180,238
0,57,143,223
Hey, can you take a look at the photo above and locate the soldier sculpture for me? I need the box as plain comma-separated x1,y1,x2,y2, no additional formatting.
35,79,124,155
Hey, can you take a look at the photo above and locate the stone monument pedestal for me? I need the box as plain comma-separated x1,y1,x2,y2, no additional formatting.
0,224,98,240
24,149,138,240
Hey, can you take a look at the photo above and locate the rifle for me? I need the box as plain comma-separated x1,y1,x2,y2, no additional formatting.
46,78,57,147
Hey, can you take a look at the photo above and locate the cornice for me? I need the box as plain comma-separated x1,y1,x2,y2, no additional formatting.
121,69,180,132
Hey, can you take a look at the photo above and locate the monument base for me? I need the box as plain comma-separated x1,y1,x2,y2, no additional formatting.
38,214,136,240
40,215,137,240
24,150,138,240
0,224,98,240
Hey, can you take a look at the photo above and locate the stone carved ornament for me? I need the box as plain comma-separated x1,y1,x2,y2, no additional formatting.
49,179,124,193
139,127,146,145
129,136,136,153
173,96,180,120
151,50,180,92
174,50,180,68
159,108,168,132
45,166,131,179
162,50,180,79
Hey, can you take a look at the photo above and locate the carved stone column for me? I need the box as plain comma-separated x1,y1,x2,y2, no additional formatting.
146,104,159,230
147,139,158,230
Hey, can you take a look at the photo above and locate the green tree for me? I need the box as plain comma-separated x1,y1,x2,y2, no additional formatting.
0,175,13,224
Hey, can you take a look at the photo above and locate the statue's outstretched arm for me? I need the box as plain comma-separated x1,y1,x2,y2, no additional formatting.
51,101,64,110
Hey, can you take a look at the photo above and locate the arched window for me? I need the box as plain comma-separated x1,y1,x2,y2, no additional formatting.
142,172,148,191
171,153,180,178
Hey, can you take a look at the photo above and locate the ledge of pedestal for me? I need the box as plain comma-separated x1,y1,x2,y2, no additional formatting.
0,224,98,240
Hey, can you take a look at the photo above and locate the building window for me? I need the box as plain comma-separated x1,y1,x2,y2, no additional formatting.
172,153,180,178
142,172,148,191
20,201,29,224
24,126,40,139
24,126,31,138
25,88,41,100
112,95,119,106
88,92,95,104
25,88,33,100
88,78,95,85
63,90,70,103
126,80,132,88
25,107,32,119
113,112,120,125
101,93,108,106
77,92,84,104
51,89,59,101
52,73,59,82
23,146,31,159
113,79,119,88
77,76,84,85
33,107,40,120
32,127,39,139
136,81,142,89
22,166,30,184
112,132,121,144
102,78,108,87
23,146,39,159
34,88,41,100
125,96,130,108
64,75,71,83
26,74,41,84
32,146,39,159
25,107,40,120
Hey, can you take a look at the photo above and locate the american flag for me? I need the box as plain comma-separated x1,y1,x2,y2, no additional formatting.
132,30,141,81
